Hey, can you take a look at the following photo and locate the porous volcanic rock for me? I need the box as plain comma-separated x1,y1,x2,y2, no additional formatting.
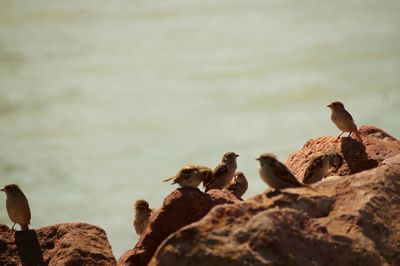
149,127,400,266
286,125,400,180
118,188,239,266
0,223,116,266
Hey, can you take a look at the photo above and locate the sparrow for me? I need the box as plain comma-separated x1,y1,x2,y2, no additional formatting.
133,199,153,236
327,101,363,143
203,152,239,192
302,152,343,184
256,153,311,190
1,184,31,231
226,171,248,198
163,164,213,189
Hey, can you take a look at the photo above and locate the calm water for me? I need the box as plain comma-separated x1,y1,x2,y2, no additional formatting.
1,0,399,257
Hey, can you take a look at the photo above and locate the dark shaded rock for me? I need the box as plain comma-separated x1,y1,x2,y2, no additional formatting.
118,188,239,266
0,223,116,266
149,127,400,266
286,125,400,179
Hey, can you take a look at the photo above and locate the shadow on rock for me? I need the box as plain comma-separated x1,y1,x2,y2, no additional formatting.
341,137,378,174
118,187,239,266
15,230,45,266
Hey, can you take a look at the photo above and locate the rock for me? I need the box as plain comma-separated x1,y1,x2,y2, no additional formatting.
0,223,116,265
286,125,400,180
149,128,400,266
118,188,239,266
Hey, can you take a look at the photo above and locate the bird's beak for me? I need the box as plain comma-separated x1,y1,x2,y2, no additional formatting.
0,187,5,192
327,103,332,108
255,157,260,161
235,154,239,157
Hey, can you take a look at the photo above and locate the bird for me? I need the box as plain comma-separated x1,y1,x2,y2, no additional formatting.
133,199,153,236
163,164,213,189
203,152,239,192
302,152,343,184
327,101,363,143
1,184,31,231
226,171,248,198
256,153,311,190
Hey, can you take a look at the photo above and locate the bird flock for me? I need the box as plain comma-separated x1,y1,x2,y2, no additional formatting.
1,101,363,236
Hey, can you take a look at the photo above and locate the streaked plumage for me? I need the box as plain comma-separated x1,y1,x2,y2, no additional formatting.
163,164,213,188
257,153,310,190
133,199,153,236
327,101,363,143
204,152,239,192
1,184,31,231
226,171,248,198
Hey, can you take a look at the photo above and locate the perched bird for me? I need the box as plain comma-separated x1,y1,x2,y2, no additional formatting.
163,164,213,189
302,152,343,184
226,171,248,198
1,184,31,231
133,199,153,236
327,101,363,143
256,153,311,190
204,152,239,192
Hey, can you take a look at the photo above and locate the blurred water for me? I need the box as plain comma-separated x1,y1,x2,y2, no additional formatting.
0,0,399,257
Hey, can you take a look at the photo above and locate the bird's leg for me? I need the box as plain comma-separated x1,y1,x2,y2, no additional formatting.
336,132,344,140
348,132,352,137
11,223,16,232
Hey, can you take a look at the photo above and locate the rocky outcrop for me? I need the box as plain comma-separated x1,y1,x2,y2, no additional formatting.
286,125,400,179
149,126,400,266
118,188,239,266
0,223,116,266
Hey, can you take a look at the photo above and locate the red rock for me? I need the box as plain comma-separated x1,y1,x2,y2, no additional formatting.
118,188,239,266
286,125,400,180
149,127,400,266
0,223,116,265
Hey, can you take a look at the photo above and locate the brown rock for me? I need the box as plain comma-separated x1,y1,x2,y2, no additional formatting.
118,188,239,266
0,223,116,266
149,128,400,266
286,125,400,180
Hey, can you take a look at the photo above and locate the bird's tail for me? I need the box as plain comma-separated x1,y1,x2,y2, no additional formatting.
162,177,173,182
353,130,364,144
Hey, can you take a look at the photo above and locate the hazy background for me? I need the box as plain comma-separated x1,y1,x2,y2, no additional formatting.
1,0,399,257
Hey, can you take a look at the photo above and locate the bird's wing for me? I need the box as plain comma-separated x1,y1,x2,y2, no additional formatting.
203,163,227,187
344,109,354,121
213,163,228,179
174,167,199,183
226,181,238,192
273,160,302,186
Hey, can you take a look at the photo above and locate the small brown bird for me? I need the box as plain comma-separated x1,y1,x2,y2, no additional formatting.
204,152,239,192
1,184,31,231
327,101,363,143
257,153,310,190
226,171,248,198
163,164,213,189
302,152,343,184
133,199,153,236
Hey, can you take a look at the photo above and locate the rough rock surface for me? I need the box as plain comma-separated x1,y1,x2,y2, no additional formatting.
149,127,400,266
286,125,400,180
0,223,116,266
118,188,239,266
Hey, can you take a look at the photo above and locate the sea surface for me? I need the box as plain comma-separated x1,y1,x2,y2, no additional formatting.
0,0,399,257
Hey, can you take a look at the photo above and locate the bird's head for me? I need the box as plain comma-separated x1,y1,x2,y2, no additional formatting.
256,153,277,166
0,184,22,195
234,171,247,184
222,152,239,163
328,152,344,169
327,101,345,111
134,199,150,211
